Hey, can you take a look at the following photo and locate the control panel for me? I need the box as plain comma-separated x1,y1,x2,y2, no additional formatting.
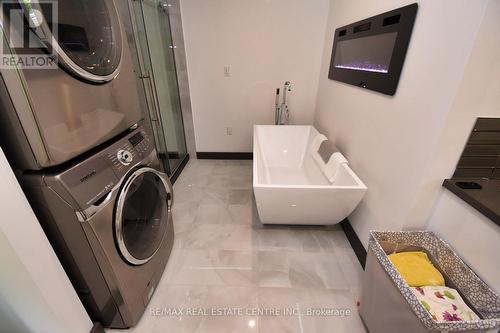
128,130,151,157
106,128,154,179
108,141,135,175
50,127,156,212
117,149,133,166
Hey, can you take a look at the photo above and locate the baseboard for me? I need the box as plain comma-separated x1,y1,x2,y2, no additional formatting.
340,219,367,269
158,152,181,159
197,152,253,160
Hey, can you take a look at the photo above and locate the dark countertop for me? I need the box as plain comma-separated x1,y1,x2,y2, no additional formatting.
443,178,500,227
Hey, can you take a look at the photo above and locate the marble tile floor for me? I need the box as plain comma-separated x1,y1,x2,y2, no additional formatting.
109,160,367,333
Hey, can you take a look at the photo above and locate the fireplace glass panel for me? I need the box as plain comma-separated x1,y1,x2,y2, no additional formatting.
333,32,398,74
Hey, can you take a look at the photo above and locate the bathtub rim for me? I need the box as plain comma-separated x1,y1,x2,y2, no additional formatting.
254,164,367,189
253,125,367,190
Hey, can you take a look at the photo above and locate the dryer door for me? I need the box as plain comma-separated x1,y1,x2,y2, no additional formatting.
24,0,123,83
115,167,173,265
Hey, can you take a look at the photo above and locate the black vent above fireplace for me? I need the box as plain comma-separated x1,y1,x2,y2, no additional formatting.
328,3,418,95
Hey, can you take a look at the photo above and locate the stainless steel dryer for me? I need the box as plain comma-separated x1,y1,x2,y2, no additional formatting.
22,126,174,328
0,0,143,170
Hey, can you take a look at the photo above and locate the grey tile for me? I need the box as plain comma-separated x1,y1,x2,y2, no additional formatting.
301,289,367,333
288,252,349,290
228,190,252,204
193,203,231,225
255,251,291,288
255,228,320,252
167,250,256,287
311,227,352,252
228,204,253,225
177,224,255,251
108,160,364,333
257,287,304,333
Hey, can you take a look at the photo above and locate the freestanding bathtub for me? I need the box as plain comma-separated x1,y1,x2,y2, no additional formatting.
253,125,367,225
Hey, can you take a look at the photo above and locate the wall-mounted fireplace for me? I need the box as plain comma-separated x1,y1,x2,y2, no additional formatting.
328,3,418,95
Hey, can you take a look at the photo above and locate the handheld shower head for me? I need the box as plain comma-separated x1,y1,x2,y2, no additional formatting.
284,81,292,91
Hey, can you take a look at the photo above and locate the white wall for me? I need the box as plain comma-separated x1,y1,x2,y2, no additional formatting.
181,0,329,152
314,0,491,247
406,0,500,227
424,0,500,294
427,191,500,294
0,149,92,333
180,0,500,293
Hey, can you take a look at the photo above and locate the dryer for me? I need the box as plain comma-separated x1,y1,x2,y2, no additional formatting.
0,0,143,170
22,126,174,328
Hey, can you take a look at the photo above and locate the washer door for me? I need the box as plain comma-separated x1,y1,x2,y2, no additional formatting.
25,0,123,82
115,167,173,265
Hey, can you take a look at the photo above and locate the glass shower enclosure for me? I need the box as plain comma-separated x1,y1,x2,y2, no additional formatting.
129,0,188,176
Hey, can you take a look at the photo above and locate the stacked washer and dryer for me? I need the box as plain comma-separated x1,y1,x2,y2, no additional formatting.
0,0,174,329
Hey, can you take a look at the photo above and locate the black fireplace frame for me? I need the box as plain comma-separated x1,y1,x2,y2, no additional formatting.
328,3,418,95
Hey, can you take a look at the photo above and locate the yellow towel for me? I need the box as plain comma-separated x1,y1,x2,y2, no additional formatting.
388,251,445,287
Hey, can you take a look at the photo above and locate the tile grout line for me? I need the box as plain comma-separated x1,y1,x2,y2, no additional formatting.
184,266,253,270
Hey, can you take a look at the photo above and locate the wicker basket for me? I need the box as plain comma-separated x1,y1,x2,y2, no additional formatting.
359,231,500,333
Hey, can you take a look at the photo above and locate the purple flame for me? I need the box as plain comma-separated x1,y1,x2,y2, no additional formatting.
335,62,389,73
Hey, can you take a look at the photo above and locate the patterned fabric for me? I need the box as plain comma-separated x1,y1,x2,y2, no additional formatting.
411,286,480,322
369,231,500,331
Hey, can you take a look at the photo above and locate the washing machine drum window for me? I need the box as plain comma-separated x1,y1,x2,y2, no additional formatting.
36,0,123,82
115,168,173,265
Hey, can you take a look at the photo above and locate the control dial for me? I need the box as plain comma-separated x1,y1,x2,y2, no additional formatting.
117,149,133,166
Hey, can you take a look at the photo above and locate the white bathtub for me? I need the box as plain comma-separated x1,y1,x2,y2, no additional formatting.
253,125,367,225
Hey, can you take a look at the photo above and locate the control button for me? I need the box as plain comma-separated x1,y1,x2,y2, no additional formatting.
117,149,133,166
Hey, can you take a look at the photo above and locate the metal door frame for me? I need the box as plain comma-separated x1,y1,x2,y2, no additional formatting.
127,0,188,176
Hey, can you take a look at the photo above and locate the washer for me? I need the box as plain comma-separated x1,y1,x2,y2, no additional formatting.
0,0,143,169
22,127,174,328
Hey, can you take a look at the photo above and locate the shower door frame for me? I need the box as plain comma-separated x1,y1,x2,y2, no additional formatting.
127,0,189,181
